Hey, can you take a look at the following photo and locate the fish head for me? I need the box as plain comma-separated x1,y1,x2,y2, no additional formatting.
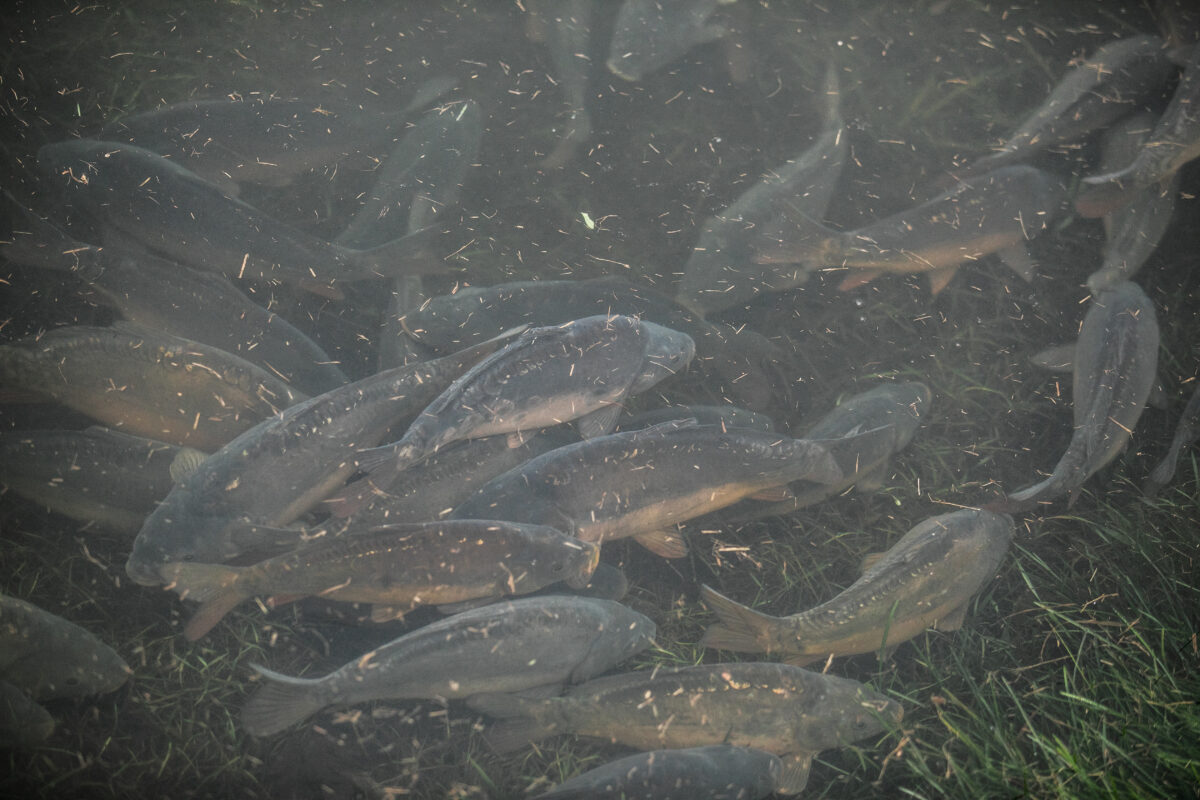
630,322,696,393
126,506,250,586
795,674,903,750
559,538,602,590
568,602,658,684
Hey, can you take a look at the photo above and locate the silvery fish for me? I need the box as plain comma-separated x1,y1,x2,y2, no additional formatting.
754,166,1066,294
0,323,306,451
0,427,184,535
535,744,782,800
614,403,776,433
340,315,696,515
160,519,600,640
37,140,443,299
0,593,132,703
2,199,347,395
240,596,655,737
125,332,520,586
964,35,1172,177
1085,112,1179,294
675,65,845,317
452,420,843,558
1145,383,1200,495
606,0,735,81
471,661,902,795
700,508,1013,664
98,83,454,192
1001,281,1159,509
1079,41,1200,217
725,382,931,521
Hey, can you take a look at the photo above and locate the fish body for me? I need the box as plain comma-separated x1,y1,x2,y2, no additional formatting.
351,314,696,492
615,403,776,433
0,427,182,535
533,0,594,167
700,509,1013,664
452,421,841,557
606,0,731,81
240,595,656,737
472,661,902,795
161,519,600,640
535,744,782,800
1087,112,1179,293
676,64,845,316
1080,41,1200,216
1005,282,1159,507
0,323,306,450
37,140,440,297
966,35,1172,176
0,593,131,702
1145,383,1200,494
755,166,1066,293
125,333,518,585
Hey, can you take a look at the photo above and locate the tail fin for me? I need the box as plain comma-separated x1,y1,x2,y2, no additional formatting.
752,200,834,267
160,562,249,641
796,440,844,486
350,225,448,277
698,584,780,654
241,664,328,737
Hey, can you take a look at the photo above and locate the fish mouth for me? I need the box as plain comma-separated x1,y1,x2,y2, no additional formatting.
125,556,168,587
564,541,602,590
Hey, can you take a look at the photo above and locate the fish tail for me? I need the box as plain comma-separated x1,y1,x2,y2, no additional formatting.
241,665,327,737
699,584,780,654
161,562,249,641
752,200,833,267
352,226,447,276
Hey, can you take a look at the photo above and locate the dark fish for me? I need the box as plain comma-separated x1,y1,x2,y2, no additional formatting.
342,315,696,514
2,200,347,394
676,65,846,317
161,519,600,640
606,0,734,81
528,0,594,167
1145,383,1200,495
452,420,842,558
1079,41,1200,217
240,596,655,737
471,661,902,795
0,679,56,749
1085,113,1179,294
36,140,443,299
724,382,931,521
963,35,1173,177
754,166,1067,294
0,427,185,535
98,84,454,192
125,331,521,586
0,593,132,702
701,509,1013,664
1002,282,1159,508
614,403,776,433
535,744,782,800
0,323,306,451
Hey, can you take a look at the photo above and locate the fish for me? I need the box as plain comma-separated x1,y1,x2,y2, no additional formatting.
700,508,1013,665
1145,382,1200,495
1000,281,1159,509
675,64,846,317
160,519,600,640
341,315,696,513
754,166,1067,294
1083,112,1180,293
395,276,801,417
614,403,777,433
0,679,56,749
0,323,306,451
470,661,902,795
97,83,454,192
724,382,931,521
534,744,783,800
331,432,568,527
1,199,348,395
606,0,736,82
451,420,843,558
528,0,594,168
125,331,522,586
0,427,186,535
0,593,132,703
1079,41,1200,217
36,140,444,299
961,35,1173,178
240,595,656,737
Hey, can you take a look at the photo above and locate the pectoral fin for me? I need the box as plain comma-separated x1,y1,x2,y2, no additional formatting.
860,551,885,574
576,405,623,439
927,264,958,294
633,529,688,558
776,752,813,794
997,244,1035,282
935,601,969,633
837,268,885,291
749,484,794,502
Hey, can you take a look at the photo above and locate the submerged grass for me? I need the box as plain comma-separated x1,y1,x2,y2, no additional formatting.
2,0,1199,798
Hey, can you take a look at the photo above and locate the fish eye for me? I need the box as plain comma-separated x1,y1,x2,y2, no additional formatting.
551,561,565,572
